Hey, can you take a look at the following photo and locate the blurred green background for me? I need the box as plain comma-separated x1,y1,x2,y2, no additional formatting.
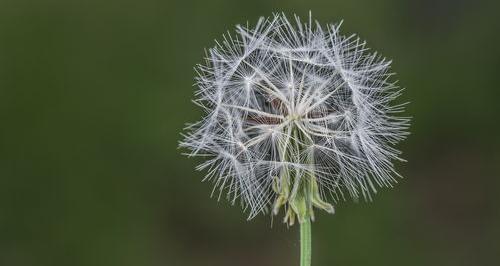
1,0,499,265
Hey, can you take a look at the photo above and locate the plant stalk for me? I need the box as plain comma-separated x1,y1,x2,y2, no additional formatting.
300,218,312,266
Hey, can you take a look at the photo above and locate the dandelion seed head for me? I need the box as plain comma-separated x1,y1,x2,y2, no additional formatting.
180,13,410,221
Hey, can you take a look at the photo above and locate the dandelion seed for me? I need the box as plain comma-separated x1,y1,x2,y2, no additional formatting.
180,13,410,227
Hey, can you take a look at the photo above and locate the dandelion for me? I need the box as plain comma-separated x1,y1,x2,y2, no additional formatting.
180,12,410,266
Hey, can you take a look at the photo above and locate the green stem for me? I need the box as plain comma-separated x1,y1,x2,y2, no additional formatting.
300,218,312,266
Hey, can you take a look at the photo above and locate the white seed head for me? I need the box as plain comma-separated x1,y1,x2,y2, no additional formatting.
180,13,410,220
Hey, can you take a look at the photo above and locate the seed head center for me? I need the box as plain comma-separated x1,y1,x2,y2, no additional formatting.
288,113,301,121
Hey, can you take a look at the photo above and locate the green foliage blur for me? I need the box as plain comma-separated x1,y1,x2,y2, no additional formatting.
1,0,499,265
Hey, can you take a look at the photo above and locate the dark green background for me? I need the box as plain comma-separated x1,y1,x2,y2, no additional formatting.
1,0,499,265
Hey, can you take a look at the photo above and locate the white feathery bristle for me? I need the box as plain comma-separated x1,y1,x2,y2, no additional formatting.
180,13,410,219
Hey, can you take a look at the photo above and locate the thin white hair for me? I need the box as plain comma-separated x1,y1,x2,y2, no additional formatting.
180,13,410,219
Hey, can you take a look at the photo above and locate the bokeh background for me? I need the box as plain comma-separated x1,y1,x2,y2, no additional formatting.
1,0,499,265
